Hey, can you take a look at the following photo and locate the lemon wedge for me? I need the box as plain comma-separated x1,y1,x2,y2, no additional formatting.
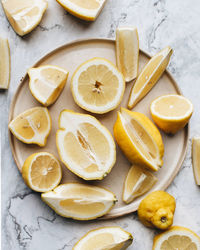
41,183,117,220
192,137,200,186
0,38,10,89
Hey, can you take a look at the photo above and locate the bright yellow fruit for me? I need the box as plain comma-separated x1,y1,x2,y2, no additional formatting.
113,108,164,171
41,183,117,220
138,190,176,230
128,46,173,109
8,107,51,146
192,137,200,186
0,38,10,89
22,152,62,192
73,226,133,250
2,0,48,36
71,57,125,114
153,226,200,250
56,110,116,180
150,94,193,134
28,65,69,107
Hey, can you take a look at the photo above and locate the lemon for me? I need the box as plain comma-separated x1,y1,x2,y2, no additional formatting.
192,137,200,186
8,107,51,146
123,165,157,204
73,226,133,250
71,57,125,114
56,110,116,180
2,0,47,36
55,0,107,21
41,183,117,220
153,226,200,250
128,46,173,109
150,94,193,134
0,38,10,89
22,152,62,192
28,65,69,107
113,108,164,171
116,26,139,82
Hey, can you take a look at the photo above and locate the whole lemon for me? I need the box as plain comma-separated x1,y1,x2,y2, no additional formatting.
138,190,176,230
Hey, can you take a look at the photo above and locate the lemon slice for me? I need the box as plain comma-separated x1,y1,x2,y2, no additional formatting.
9,107,51,146
113,108,164,171
150,94,193,134
28,65,69,106
73,226,133,250
22,152,62,192
192,137,200,186
55,0,107,21
56,110,116,180
116,26,139,82
0,38,10,89
153,226,200,250
71,57,125,114
2,0,48,36
128,46,173,109
123,165,157,204
41,183,117,220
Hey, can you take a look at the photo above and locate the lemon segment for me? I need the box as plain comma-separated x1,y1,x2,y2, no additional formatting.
116,26,139,82
128,46,172,109
71,57,125,114
192,137,200,186
0,38,10,89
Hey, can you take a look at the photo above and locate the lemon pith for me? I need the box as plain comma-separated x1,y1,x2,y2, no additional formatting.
0,37,10,89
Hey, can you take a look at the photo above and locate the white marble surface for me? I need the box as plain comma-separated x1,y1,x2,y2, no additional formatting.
1,0,200,249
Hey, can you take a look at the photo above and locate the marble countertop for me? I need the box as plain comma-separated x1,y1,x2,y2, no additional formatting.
1,0,200,249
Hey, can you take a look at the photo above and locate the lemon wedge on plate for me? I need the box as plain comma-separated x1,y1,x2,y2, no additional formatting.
41,183,117,220
192,137,200,186
0,38,10,89
56,110,116,180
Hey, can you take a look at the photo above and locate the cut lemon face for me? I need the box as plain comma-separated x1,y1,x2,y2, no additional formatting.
28,65,69,107
2,0,47,36
0,38,10,89
153,226,200,250
41,183,117,220
22,152,62,192
192,137,200,186
123,165,157,204
56,110,116,180
113,108,164,171
73,226,133,250
9,107,51,146
128,46,172,109
55,0,107,21
116,26,139,82
71,57,125,114
150,94,193,134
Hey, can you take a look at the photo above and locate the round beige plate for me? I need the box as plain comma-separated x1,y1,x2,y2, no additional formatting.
9,39,189,219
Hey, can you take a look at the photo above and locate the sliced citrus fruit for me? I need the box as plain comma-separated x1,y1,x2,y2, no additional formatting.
8,107,51,146
192,137,200,186
22,152,62,192
116,26,139,82
150,94,193,134
56,110,116,180
73,226,133,250
2,0,48,36
113,108,164,171
0,38,10,89
128,46,173,109
71,57,125,114
28,65,69,106
153,226,200,250
41,183,117,220
123,165,157,204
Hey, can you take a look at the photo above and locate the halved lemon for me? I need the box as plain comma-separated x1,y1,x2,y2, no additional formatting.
55,0,107,21
116,26,139,82
41,183,117,220
192,137,200,186
150,94,193,134
113,108,164,171
71,57,125,114
56,110,116,180
153,226,200,250
28,65,69,106
73,226,133,250
9,107,51,146
123,165,158,204
2,0,48,36
128,46,172,109
22,152,62,192
0,38,10,89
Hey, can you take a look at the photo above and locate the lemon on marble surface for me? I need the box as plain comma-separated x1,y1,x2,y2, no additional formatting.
0,37,10,89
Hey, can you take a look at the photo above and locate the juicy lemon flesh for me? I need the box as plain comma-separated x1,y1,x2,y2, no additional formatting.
0,38,10,89
60,185,106,197
160,235,197,250
68,0,100,9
